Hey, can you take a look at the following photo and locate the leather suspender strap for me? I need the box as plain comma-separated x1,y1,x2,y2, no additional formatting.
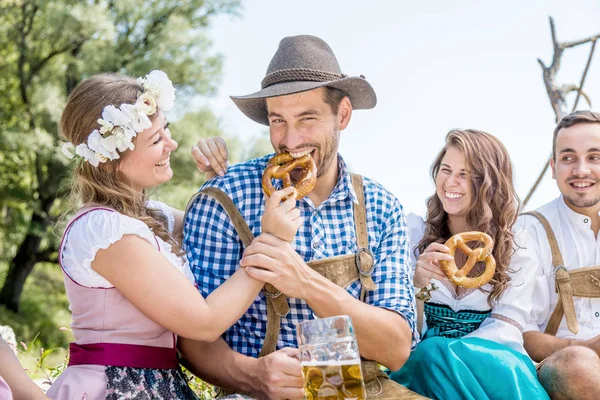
351,173,377,301
192,188,254,246
186,187,290,359
261,174,374,355
522,211,579,335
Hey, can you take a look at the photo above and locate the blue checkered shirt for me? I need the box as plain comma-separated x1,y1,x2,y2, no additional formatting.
184,154,417,357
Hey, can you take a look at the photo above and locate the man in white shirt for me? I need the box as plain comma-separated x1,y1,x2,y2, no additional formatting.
518,110,600,399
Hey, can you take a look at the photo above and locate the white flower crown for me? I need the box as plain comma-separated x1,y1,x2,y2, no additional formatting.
62,70,176,167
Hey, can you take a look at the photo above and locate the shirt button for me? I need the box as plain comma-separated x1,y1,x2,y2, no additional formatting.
584,218,589,223
312,242,319,249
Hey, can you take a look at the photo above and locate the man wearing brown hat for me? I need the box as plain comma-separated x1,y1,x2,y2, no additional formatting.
180,35,419,399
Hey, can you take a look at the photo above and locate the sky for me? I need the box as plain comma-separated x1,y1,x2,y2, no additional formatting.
198,0,600,217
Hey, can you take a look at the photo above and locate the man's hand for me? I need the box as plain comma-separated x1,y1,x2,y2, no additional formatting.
262,188,302,242
252,348,304,400
241,233,316,299
191,136,228,177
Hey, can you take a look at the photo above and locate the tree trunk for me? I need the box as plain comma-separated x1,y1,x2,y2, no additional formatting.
0,213,46,312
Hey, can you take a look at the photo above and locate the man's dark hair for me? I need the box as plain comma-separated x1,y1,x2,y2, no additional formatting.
323,87,348,115
553,110,600,159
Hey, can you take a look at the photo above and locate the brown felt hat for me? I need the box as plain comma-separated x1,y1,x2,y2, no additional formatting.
231,35,377,126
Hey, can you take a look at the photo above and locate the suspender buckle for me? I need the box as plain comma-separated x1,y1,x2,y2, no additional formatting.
356,247,375,276
554,266,570,286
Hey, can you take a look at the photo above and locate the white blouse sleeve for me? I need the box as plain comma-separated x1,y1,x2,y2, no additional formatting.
516,215,552,333
147,200,175,234
464,227,539,354
406,213,425,335
60,210,157,288
406,213,425,273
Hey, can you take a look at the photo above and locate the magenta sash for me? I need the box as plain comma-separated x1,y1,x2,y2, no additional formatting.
68,342,178,369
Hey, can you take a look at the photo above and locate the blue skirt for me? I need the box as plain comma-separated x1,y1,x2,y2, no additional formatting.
389,337,549,400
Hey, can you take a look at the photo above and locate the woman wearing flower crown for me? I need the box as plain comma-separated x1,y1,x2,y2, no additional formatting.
46,71,298,399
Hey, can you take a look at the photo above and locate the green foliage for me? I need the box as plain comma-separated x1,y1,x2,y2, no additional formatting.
182,366,217,399
15,331,69,385
0,262,72,349
0,0,244,311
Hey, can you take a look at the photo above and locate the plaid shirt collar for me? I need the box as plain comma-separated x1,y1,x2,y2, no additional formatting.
271,154,358,207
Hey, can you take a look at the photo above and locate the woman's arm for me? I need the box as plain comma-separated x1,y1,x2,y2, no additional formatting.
0,337,48,400
92,235,263,342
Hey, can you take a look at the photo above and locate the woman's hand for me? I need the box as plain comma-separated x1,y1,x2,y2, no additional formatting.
414,242,453,288
261,187,302,243
191,136,229,179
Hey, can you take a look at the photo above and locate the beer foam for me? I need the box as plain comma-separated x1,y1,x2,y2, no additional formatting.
301,360,361,367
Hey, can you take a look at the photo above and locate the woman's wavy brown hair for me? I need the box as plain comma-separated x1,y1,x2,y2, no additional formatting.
60,74,181,254
417,129,520,305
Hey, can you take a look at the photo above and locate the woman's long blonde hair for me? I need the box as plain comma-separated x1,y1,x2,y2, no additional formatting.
417,129,520,305
60,74,181,253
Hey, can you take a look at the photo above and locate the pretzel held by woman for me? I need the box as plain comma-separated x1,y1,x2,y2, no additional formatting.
439,231,496,289
262,153,317,200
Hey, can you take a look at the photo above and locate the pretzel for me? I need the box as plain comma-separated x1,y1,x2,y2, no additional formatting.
438,231,496,289
261,153,317,200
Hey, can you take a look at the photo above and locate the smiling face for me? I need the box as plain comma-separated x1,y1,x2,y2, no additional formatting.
435,145,473,228
118,110,178,190
266,87,352,188
551,122,600,216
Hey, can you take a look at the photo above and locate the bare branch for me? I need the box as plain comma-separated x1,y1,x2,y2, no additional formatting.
572,38,597,111
561,34,600,50
536,58,547,70
524,18,598,206
523,161,551,206
548,17,563,72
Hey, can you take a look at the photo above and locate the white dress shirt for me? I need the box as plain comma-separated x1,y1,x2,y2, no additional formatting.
518,196,600,340
408,213,538,355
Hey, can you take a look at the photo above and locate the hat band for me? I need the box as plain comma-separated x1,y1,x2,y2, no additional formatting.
261,68,345,89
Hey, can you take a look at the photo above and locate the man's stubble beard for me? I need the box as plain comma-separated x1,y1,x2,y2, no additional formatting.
316,124,340,179
564,193,600,209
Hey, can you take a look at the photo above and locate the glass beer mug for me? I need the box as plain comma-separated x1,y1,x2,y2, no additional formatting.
297,315,367,400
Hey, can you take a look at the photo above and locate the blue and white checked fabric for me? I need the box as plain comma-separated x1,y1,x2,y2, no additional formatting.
184,154,418,357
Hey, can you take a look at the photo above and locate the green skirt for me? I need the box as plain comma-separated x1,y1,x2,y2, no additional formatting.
390,337,549,400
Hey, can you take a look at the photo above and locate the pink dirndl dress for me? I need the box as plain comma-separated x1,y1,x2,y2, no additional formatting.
46,207,198,400
0,376,12,400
